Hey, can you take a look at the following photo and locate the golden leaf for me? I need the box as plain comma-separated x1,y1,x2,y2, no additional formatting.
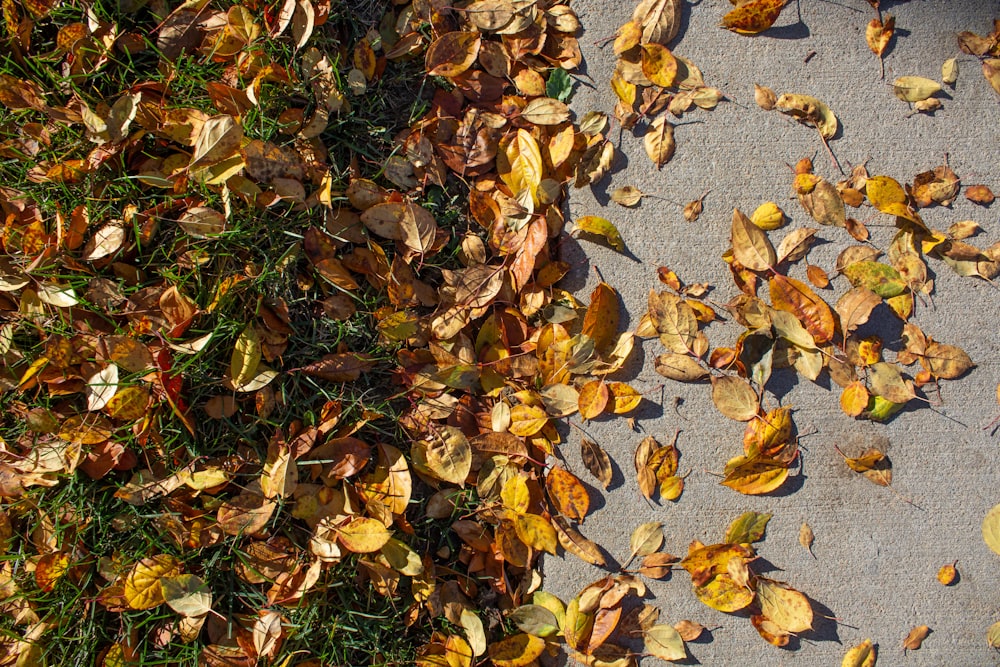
124,554,182,610
720,0,787,35
546,466,590,522
425,32,481,78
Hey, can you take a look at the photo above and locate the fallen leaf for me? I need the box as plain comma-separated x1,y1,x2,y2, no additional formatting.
965,184,994,205
576,215,625,251
488,633,546,667
721,0,787,35
581,439,613,489
937,561,957,585
632,0,682,45
842,639,877,667
124,555,182,610
756,578,813,633
982,503,1000,556
799,523,815,557
161,574,212,617
775,93,838,139
725,511,771,544
893,76,942,102
644,115,675,168
643,624,686,661
626,522,664,565
731,207,776,271
546,466,590,522
611,186,645,207
425,32,481,78
711,375,759,422
902,625,930,651
942,57,959,84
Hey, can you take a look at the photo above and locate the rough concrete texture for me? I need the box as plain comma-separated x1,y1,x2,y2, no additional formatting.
543,0,1000,664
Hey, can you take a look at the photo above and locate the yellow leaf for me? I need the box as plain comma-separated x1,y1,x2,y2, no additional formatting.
514,513,558,554
508,404,549,437
576,216,625,252
640,43,678,88
582,282,620,355
230,326,261,387
893,76,941,102
337,517,392,553
124,554,182,610
607,382,642,414
720,0,787,35
644,115,675,168
498,129,543,204
840,381,871,417
756,578,813,633
983,503,1000,556
842,639,877,667
577,380,609,420
750,201,786,230
489,633,546,667
721,455,789,494
643,624,686,661
711,375,759,422
412,425,472,485
501,475,531,514
626,521,663,563
937,562,957,585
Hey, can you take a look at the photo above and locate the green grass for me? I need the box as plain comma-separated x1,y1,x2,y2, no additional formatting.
0,0,469,662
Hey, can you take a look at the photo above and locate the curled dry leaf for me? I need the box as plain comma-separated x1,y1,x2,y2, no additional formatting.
575,215,625,252
580,438,613,489
799,523,815,557
631,0,682,45
937,561,957,585
775,93,838,139
903,625,930,651
754,83,777,110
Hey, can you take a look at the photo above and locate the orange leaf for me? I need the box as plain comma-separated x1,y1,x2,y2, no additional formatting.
425,32,481,78
721,0,787,35
582,282,620,355
578,380,609,420
769,274,835,345
546,466,590,522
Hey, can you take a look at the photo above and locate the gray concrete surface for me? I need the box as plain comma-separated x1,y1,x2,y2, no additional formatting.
545,0,1000,664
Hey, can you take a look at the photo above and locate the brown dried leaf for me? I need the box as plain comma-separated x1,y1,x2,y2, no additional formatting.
581,439,613,489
